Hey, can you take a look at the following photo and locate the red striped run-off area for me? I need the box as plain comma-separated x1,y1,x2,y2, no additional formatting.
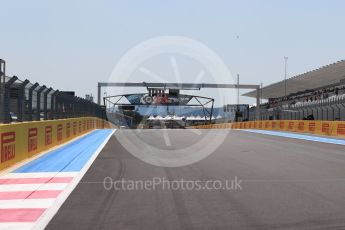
0,130,114,229
0,172,78,229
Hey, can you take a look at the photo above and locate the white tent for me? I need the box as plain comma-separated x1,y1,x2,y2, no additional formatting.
216,115,222,119
148,115,155,120
195,115,202,120
173,115,183,120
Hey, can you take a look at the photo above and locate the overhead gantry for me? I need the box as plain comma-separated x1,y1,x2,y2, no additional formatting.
97,82,261,120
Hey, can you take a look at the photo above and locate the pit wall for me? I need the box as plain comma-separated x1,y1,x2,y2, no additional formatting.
190,120,345,138
0,117,113,171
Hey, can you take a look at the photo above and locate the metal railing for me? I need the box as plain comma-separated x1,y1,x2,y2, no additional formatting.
0,59,106,123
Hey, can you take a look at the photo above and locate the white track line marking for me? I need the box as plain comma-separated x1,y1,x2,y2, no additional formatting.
189,129,202,135
32,129,116,230
0,172,78,179
0,183,68,192
0,199,55,209
0,223,34,230
163,130,171,146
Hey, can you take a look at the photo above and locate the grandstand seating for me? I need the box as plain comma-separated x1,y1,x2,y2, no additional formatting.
248,79,345,121
268,84,345,109
244,60,345,121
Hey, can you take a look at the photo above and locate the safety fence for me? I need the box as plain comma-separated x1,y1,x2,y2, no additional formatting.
0,117,112,171
190,120,345,138
0,59,106,123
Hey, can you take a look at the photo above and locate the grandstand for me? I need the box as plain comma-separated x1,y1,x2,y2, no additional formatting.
244,60,345,121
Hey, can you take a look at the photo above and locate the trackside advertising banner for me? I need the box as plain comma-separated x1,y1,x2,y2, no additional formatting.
191,120,345,138
0,117,112,171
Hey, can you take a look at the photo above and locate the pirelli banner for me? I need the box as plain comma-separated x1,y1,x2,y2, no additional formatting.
190,120,345,138
233,120,345,137
0,117,112,171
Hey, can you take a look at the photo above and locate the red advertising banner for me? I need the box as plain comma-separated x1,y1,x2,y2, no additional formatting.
45,126,52,146
57,124,63,141
337,124,345,135
73,122,77,135
1,132,16,163
322,123,330,133
298,122,304,131
28,128,38,152
66,123,70,138
308,122,316,132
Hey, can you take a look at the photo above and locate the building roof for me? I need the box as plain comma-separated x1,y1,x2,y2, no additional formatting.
243,60,345,99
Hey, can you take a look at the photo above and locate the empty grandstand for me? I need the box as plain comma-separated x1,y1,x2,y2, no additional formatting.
244,60,345,121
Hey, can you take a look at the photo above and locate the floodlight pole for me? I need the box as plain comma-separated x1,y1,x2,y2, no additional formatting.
237,74,240,105
97,83,101,105
284,56,288,98
0,59,6,122
260,82,263,105
256,86,261,120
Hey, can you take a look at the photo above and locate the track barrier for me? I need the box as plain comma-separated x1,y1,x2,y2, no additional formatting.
190,120,345,138
0,117,112,171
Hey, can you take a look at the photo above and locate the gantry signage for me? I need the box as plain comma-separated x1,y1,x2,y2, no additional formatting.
125,93,193,106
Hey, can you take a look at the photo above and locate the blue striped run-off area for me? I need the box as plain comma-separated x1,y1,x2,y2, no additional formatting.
14,129,113,173
242,129,345,145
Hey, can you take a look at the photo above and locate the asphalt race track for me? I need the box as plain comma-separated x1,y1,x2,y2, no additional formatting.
46,129,345,230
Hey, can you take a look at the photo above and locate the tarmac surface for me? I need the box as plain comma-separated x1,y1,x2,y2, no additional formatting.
46,129,345,230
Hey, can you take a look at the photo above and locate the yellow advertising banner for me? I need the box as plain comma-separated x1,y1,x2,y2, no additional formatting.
0,117,111,171
189,120,345,139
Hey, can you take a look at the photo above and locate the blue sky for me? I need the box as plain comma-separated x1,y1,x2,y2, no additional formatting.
1,0,345,105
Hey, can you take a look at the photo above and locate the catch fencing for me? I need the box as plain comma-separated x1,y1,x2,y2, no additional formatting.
0,59,106,123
